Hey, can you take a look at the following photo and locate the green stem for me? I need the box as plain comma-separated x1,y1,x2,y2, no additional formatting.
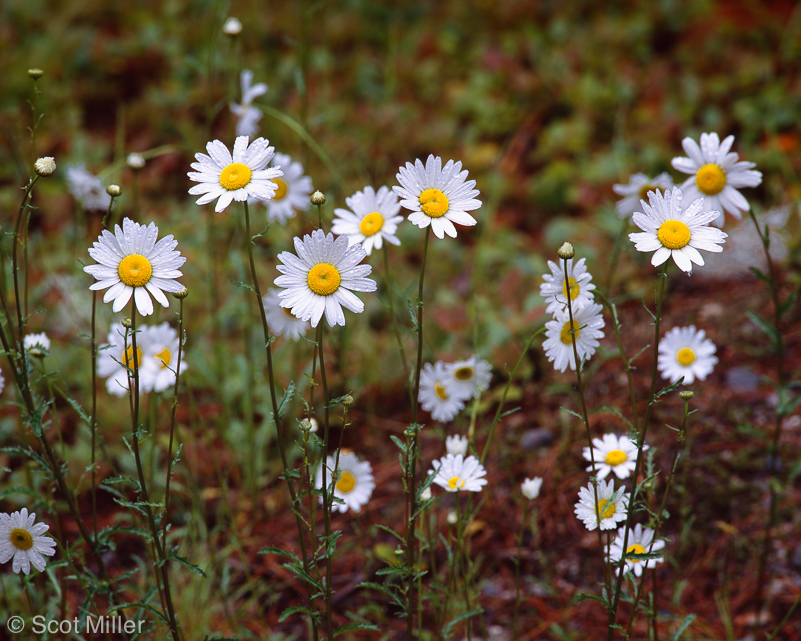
511,500,529,639
382,243,410,399
317,323,335,636
163,296,186,551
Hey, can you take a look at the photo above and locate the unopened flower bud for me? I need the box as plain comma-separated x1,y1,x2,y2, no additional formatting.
341,395,354,407
679,391,694,400
106,184,122,198
420,487,432,502
557,242,575,260
447,511,458,525
127,152,145,170
300,417,319,433
310,191,326,206
121,318,133,329
27,68,44,80
223,17,242,36
34,157,56,177
172,287,189,300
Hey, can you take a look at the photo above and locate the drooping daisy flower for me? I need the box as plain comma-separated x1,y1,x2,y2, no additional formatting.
608,524,665,577
23,332,50,355
331,185,404,255
447,355,492,400
612,172,674,219
430,454,487,493
582,433,646,480
629,187,727,273
262,288,310,340
393,155,481,239
188,136,283,213
658,325,718,385
542,302,605,373
418,361,472,422
84,218,186,316
539,258,597,315
445,434,469,456
230,70,268,138
140,323,187,393
0,508,56,574
315,452,375,513
98,323,155,396
574,479,629,531
521,477,543,500
671,132,762,226
65,163,111,211
274,229,377,328
252,153,313,224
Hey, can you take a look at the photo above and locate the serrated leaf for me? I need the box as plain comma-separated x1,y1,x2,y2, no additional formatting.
333,623,380,636
745,310,779,346
278,605,316,623
574,592,609,605
443,608,484,635
165,550,207,577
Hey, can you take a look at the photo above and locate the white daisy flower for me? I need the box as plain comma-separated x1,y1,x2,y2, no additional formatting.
430,454,487,493
582,433,646,480
23,332,51,354
98,323,156,396
331,185,404,255
612,172,674,219
252,152,313,224
445,434,469,456
274,229,377,328
188,136,283,213
84,218,186,317
521,477,543,500
418,361,472,422
262,288,310,341
65,163,111,211
140,323,187,393
608,524,665,577
539,258,597,315
230,70,268,139
658,325,718,385
671,132,762,226
574,479,629,531
0,508,56,574
223,17,242,35
393,155,481,239
542,302,605,373
629,187,727,273
315,452,375,513
447,355,492,400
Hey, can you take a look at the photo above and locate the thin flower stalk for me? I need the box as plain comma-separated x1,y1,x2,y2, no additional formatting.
382,243,410,398
316,323,334,636
511,499,531,640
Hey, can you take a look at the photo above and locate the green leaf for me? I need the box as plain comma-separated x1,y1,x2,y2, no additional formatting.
258,547,301,564
669,613,696,640
229,280,255,292
748,266,771,284
745,310,779,346
375,524,405,543
278,605,316,623
390,435,408,454
559,406,584,421
165,550,207,577
333,623,380,636
443,608,484,635
574,592,609,605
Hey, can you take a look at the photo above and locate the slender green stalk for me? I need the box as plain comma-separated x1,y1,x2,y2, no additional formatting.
604,217,629,294
382,243,410,398
511,500,529,639
454,493,473,641
163,294,186,550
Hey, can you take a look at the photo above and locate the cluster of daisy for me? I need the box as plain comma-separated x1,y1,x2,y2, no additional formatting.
99,322,187,396
418,355,492,422
0,508,56,575
540,251,605,373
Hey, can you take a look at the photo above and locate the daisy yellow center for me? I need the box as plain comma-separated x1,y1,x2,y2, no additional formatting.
657,220,691,250
434,382,449,400
272,177,288,201
695,163,726,196
118,254,153,287
562,277,579,301
596,499,616,520
336,471,356,494
9,528,33,551
359,212,385,237
677,347,696,366
307,263,341,296
605,449,628,466
419,188,449,218
560,320,581,345
626,543,646,561
219,163,252,191
156,347,172,369
448,476,466,490
453,366,473,381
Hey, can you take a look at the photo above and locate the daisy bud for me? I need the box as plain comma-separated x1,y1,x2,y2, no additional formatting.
27,68,44,79
223,17,242,36
121,318,133,329
300,417,318,433
447,511,458,525
341,395,354,407
172,287,189,300
106,184,122,198
420,487,432,502
679,391,694,400
127,152,145,170
557,242,575,260
34,157,56,177
310,190,326,206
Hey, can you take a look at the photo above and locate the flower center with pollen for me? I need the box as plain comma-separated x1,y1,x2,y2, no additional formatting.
156,348,172,369
10,528,34,551
118,254,153,287
626,543,646,562
419,188,449,218
122,345,143,369
434,382,449,400
605,449,628,466
336,471,356,494
596,499,616,520
453,366,473,381
560,320,581,345
448,476,466,490
677,347,696,366
272,177,288,201
657,220,691,250
307,263,341,296
562,277,579,301
219,163,252,191
359,212,384,237
695,163,726,196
